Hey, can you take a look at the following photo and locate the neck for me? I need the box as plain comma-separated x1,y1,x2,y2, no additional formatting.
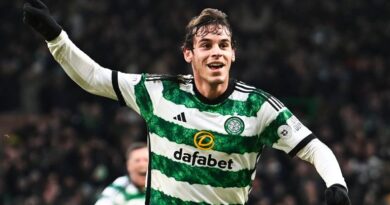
130,174,145,191
194,78,229,100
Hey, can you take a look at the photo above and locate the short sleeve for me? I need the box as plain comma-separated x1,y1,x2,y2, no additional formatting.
257,100,314,156
114,72,144,114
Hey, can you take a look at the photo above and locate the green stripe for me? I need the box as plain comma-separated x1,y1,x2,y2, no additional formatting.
134,74,154,121
151,188,210,205
126,193,145,201
149,116,261,154
108,184,145,200
152,153,253,188
162,81,266,117
150,188,244,205
259,109,293,146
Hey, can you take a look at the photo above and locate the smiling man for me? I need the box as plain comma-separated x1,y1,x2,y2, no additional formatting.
183,23,235,98
95,143,148,205
23,0,351,204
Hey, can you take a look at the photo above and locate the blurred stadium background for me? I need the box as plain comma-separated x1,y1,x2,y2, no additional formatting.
1,0,389,204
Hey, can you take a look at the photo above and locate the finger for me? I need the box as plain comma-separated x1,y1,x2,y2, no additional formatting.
325,189,336,204
23,11,36,25
23,13,35,25
23,7,38,24
23,3,44,15
25,0,47,9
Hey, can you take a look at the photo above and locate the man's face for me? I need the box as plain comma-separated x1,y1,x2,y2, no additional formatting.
184,25,235,86
127,147,148,188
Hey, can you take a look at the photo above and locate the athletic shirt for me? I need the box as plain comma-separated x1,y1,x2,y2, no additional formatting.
95,176,145,205
48,31,315,204
112,73,314,204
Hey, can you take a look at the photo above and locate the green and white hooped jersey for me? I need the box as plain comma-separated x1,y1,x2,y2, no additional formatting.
95,176,145,205
112,73,314,205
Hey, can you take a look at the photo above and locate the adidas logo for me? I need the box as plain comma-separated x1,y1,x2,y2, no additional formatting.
173,112,187,122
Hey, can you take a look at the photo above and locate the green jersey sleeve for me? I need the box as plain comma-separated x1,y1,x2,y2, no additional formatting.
257,97,313,156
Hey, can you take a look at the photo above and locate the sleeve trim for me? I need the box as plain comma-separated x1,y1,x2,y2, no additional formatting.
288,133,316,157
112,71,126,106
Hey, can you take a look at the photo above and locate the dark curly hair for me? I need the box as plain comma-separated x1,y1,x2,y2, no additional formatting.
182,8,236,51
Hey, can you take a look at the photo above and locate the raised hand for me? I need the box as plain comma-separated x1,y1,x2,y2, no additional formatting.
23,0,62,41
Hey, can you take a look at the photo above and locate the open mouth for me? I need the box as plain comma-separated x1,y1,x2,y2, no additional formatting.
139,171,147,176
207,62,224,70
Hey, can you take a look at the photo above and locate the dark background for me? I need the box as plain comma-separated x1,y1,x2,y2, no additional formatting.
1,0,389,204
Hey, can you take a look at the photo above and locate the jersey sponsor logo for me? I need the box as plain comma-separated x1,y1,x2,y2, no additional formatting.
224,117,245,135
277,124,292,138
173,148,234,169
193,131,214,150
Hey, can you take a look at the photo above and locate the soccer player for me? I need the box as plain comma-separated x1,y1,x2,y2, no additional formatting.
23,0,351,204
95,143,148,205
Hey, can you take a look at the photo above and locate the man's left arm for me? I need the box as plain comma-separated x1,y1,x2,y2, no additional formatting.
296,138,351,205
257,94,351,205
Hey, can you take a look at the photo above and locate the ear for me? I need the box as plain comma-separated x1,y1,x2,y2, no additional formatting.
183,48,193,63
232,49,236,62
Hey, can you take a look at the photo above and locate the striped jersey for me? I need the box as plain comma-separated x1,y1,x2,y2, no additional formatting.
113,73,313,204
95,176,145,205
47,31,315,205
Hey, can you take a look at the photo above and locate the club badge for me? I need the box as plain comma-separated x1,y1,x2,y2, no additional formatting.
224,116,245,135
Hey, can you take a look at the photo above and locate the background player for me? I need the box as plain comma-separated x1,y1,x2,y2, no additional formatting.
95,143,148,205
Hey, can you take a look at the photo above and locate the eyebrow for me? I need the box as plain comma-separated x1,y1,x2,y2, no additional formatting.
197,38,231,44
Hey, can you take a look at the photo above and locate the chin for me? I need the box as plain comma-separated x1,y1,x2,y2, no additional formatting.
208,77,226,85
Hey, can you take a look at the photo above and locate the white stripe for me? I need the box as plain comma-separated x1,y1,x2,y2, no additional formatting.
151,170,248,204
270,96,284,109
152,96,259,136
235,85,254,93
267,96,282,110
179,82,196,95
178,74,194,82
236,82,256,90
229,89,250,101
150,133,258,171
144,80,164,113
112,176,130,186
118,73,142,114
101,187,121,197
126,199,145,205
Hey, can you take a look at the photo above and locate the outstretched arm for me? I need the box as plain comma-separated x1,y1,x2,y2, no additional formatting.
23,0,118,100
261,102,351,205
297,139,351,205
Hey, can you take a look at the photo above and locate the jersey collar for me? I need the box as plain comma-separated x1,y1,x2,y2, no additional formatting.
192,79,235,105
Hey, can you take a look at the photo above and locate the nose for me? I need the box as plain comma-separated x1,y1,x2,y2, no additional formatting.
211,45,222,58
